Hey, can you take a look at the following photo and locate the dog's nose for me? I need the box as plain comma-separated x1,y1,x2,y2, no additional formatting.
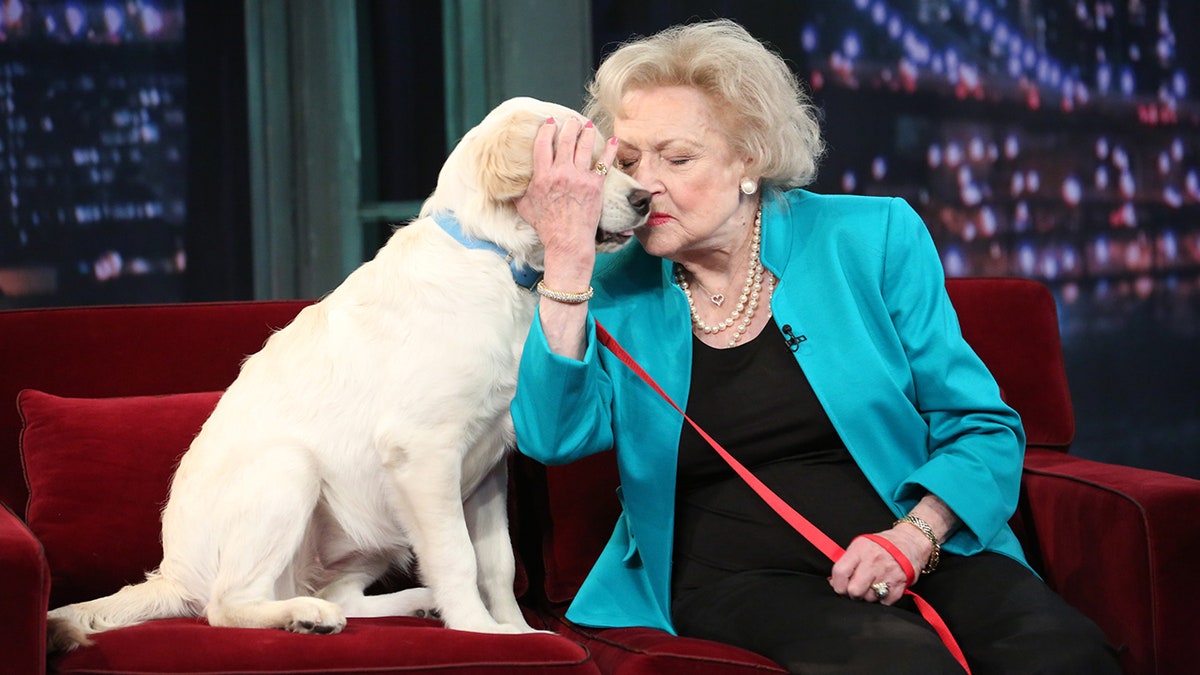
628,189,652,216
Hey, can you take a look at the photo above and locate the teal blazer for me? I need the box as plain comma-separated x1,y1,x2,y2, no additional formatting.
512,189,1027,634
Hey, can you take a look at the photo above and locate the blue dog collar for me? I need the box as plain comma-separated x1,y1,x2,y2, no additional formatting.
430,211,542,290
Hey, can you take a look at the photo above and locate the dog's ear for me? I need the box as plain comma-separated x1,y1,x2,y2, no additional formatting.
475,109,548,202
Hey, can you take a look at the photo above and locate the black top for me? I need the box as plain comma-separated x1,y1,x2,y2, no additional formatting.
672,318,897,597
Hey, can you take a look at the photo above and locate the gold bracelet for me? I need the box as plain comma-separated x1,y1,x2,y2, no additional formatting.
535,279,594,304
895,514,941,574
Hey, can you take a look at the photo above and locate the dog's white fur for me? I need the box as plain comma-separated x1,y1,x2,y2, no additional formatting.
46,97,648,650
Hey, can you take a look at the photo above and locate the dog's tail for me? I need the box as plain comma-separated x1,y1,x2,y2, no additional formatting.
47,573,196,652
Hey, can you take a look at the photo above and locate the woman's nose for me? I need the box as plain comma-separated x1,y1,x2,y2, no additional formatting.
632,164,660,193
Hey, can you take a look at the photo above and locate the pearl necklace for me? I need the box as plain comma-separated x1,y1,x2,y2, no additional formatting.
676,206,774,348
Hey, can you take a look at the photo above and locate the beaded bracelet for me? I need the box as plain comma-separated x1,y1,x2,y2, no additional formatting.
535,280,594,304
895,514,941,574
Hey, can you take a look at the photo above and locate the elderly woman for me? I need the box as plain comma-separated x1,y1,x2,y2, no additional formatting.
512,19,1117,674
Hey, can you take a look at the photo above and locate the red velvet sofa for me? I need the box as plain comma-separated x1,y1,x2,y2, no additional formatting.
2,277,1197,675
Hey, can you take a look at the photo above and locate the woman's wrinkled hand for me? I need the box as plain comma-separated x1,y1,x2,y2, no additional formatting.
828,524,932,606
516,116,619,273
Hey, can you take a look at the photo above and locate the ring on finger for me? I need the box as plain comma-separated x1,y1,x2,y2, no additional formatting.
870,581,890,600
593,161,608,176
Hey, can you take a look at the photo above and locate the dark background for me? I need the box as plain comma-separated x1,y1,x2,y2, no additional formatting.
1,0,1195,478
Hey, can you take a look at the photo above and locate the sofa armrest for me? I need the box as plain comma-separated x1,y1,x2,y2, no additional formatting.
1018,449,1200,675
0,503,50,675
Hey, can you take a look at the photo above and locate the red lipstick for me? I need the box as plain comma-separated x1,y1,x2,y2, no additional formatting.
647,211,673,227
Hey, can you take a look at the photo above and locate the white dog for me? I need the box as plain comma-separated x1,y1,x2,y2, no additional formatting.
47,97,649,650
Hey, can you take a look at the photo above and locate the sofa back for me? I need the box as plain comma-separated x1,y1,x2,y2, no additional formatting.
0,300,312,519
943,277,1074,451
524,277,1075,604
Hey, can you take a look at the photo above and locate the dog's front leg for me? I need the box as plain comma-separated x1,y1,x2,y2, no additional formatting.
463,459,535,632
387,447,521,634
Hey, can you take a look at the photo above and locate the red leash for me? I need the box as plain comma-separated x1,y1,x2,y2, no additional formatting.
594,320,970,673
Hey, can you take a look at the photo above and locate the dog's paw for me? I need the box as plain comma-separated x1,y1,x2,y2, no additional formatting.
46,616,94,652
391,587,440,620
281,598,347,635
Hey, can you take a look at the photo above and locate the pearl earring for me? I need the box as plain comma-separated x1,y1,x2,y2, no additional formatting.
740,178,757,195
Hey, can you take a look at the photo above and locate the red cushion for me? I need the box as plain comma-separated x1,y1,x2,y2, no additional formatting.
51,616,597,675
19,388,529,611
0,300,313,520
18,389,223,608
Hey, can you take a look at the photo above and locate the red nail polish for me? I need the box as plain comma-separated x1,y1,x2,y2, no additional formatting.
609,136,619,146
585,120,595,128
546,117,556,124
